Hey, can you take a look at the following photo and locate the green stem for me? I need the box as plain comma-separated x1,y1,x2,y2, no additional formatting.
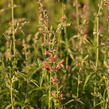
48,73,51,109
76,0,79,31
10,80,14,109
93,82,96,108
10,0,15,108
11,0,16,56
95,0,103,69
55,72,59,108
77,74,79,98
94,1,103,108
96,16,99,69
9,67,14,109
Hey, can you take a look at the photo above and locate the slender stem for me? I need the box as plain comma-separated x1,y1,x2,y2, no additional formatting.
10,80,14,109
77,74,79,98
55,72,59,108
48,72,51,109
95,0,103,69
76,0,79,31
62,3,64,17
9,67,14,109
10,0,15,108
93,1,103,108
96,16,99,69
11,0,16,56
93,82,96,108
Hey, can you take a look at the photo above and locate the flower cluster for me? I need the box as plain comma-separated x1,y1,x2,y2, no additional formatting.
41,50,65,73
51,91,65,100
40,50,65,103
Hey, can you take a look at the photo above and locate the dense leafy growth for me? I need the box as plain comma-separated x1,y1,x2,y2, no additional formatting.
0,0,109,109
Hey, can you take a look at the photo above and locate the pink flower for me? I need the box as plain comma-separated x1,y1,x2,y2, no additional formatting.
60,16,66,22
60,59,65,64
76,62,81,66
60,93,65,99
54,55,58,59
51,76,58,84
56,63,61,70
41,61,52,69
56,59,65,70
48,56,55,62
44,50,50,55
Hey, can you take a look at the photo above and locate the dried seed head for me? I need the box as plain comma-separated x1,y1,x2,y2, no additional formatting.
38,0,49,36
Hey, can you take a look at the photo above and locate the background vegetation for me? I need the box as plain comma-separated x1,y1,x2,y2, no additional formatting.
0,0,109,109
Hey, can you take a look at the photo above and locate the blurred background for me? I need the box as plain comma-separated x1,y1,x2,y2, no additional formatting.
0,0,98,35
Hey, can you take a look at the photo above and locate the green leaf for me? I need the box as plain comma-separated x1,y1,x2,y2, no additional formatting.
83,72,95,90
